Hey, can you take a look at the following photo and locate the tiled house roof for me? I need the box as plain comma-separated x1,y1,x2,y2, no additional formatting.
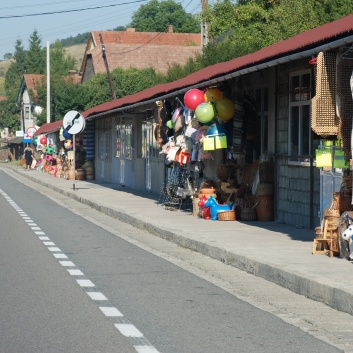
80,27,202,79
24,74,45,98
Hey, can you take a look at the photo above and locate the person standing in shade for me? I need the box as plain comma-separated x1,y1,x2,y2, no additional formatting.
24,145,33,170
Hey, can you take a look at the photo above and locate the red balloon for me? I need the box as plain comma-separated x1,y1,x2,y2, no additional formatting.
40,136,47,145
184,89,205,111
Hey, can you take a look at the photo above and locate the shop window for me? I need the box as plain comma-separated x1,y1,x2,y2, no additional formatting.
139,120,160,159
97,118,112,162
288,70,311,165
116,116,133,160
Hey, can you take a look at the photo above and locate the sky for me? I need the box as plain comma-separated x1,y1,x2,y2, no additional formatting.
0,0,202,60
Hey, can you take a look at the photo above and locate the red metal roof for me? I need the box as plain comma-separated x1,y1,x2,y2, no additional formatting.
34,121,63,136
83,14,353,118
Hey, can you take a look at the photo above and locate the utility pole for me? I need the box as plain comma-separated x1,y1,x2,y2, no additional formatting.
47,41,50,123
99,34,116,100
201,0,209,47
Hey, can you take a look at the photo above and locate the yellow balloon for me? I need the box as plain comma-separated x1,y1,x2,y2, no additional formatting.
204,87,223,102
215,98,235,121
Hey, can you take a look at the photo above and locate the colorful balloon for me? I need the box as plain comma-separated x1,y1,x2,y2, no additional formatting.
214,98,235,121
63,129,72,139
64,139,73,150
166,120,175,130
195,102,215,124
40,136,47,145
206,123,226,136
204,87,223,102
184,89,205,111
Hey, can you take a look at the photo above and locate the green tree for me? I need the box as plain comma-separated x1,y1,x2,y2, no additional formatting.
83,67,166,109
4,39,27,94
49,41,77,77
34,77,89,125
3,53,13,60
0,94,20,131
129,0,200,33
26,30,45,74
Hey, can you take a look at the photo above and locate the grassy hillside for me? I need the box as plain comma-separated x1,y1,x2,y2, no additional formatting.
0,43,86,83
0,77,4,96
65,43,86,71
0,60,11,79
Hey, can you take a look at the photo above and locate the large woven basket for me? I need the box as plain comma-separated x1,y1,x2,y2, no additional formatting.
240,208,257,221
218,210,236,221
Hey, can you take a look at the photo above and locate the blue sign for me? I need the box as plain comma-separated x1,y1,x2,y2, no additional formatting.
23,135,32,143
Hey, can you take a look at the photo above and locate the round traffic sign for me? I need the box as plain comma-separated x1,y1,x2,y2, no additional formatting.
26,126,37,137
63,110,85,135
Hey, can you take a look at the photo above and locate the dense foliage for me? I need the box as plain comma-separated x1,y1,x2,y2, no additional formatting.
58,32,90,47
83,67,166,109
129,0,200,33
0,32,78,130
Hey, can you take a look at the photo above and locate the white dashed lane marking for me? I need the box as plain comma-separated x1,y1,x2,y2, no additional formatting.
0,189,161,353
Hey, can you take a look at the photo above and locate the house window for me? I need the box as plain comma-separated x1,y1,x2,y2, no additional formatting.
288,70,311,165
25,106,30,119
139,119,160,159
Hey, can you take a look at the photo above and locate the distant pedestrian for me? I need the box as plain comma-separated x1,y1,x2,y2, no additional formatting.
18,144,23,160
24,145,33,170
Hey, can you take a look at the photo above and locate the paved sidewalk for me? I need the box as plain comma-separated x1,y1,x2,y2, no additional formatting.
3,164,353,316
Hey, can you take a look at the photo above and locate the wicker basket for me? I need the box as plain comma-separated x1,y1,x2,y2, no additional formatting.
324,208,340,218
240,208,257,221
218,210,236,221
315,226,324,238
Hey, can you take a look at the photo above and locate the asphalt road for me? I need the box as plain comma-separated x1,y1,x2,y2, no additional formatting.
0,169,344,353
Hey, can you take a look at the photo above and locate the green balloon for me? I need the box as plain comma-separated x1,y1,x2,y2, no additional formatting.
166,120,173,129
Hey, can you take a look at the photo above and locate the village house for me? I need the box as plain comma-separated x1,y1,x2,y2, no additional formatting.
79,26,202,82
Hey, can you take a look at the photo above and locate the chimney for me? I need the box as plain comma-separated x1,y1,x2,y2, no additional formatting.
126,28,136,33
68,70,76,76
168,25,173,33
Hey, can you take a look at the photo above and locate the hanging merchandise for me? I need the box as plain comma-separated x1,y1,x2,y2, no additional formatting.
214,98,235,122
59,127,65,141
63,129,72,139
203,134,227,151
177,151,191,165
334,149,349,169
166,146,180,163
206,123,226,136
204,87,223,102
40,136,47,145
184,89,205,111
45,145,55,154
64,139,73,150
195,102,215,124
315,147,332,168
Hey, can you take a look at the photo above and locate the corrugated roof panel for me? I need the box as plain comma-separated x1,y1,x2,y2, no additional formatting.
82,14,353,119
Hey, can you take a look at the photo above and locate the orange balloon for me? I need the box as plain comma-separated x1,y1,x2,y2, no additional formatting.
215,98,235,121
204,87,223,102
